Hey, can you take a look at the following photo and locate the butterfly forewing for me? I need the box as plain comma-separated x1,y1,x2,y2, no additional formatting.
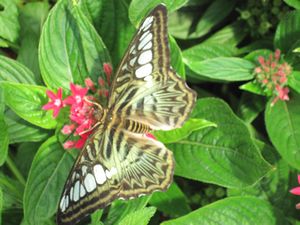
108,5,196,130
57,4,196,225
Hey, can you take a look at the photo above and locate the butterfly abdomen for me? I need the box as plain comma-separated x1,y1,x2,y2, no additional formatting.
124,119,150,134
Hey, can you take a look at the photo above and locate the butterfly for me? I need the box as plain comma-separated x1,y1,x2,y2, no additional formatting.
57,4,196,225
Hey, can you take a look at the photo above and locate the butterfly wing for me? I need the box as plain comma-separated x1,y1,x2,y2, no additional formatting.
108,4,196,130
57,125,173,225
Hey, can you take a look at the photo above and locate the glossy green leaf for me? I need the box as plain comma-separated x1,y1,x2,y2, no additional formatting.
23,136,75,225
275,10,300,53
228,140,290,214
0,55,37,84
117,207,156,225
154,118,216,144
0,0,20,43
203,22,246,46
187,57,255,81
149,183,190,217
17,2,49,82
129,0,187,26
265,92,300,170
183,43,236,64
90,209,104,225
284,0,300,10
82,0,135,68
288,71,300,94
0,187,2,225
170,98,272,188
189,0,236,38
0,89,8,166
5,110,50,144
105,196,151,225
169,35,185,78
1,82,57,129
239,81,265,96
162,197,285,225
168,9,194,39
39,1,110,90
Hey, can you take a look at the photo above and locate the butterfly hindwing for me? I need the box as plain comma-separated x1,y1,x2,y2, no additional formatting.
57,123,174,225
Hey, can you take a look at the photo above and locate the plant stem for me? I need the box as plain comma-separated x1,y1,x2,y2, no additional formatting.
6,155,26,186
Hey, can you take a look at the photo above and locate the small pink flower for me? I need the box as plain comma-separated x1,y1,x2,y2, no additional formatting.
63,140,75,149
42,88,64,118
85,78,96,92
255,67,262,73
61,124,76,135
290,175,300,209
64,83,88,106
275,49,281,61
103,63,112,86
258,56,265,65
74,132,91,149
145,133,156,140
98,78,106,87
276,85,289,101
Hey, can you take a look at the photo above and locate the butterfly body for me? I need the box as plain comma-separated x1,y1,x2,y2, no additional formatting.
57,4,196,225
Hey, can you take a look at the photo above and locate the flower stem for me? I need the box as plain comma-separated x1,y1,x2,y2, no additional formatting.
6,155,26,186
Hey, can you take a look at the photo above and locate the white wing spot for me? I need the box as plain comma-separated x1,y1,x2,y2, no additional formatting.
138,33,152,50
73,180,80,202
135,63,153,78
70,187,74,201
82,165,88,175
105,167,117,179
60,196,66,212
139,30,150,41
144,75,154,88
129,45,135,54
138,50,152,65
65,195,69,209
94,164,107,184
84,173,97,192
141,16,153,30
142,41,152,50
80,184,86,197
129,56,137,67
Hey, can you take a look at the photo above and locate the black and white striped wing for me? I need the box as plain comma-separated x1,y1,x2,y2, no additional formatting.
108,5,196,130
56,126,173,225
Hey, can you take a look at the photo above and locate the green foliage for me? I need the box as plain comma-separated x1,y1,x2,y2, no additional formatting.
0,0,300,224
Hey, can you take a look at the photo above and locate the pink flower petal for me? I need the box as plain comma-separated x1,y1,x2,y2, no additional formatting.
290,187,300,195
42,102,55,110
297,175,300,184
46,90,57,100
63,140,75,149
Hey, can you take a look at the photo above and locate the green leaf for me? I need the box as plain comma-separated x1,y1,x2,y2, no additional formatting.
243,49,273,63
228,140,291,214
23,136,75,225
0,0,20,43
129,0,188,26
168,9,194,39
153,118,216,144
161,196,285,225
117,207,156,225
105,196,151,225
288,71,300,94
170,98,272,188
274,10,300,53
187,57,255,82
83,0,135,68
183,43,236,64
169,36,185,78
90,209,104,225
203,22,246,46
0,55,38,84
189,0,236,38
149,182,191,217
239,81,265,96
265,92,300,170
17,2,49,83
5,110,50,144
39,1,110,90
0,89,8,166
0,187,2,225
1,82,57,129
284,0,300,10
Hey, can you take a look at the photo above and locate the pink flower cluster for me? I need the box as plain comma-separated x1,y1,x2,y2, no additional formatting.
254,49,292,106
290,175,300,209
42,63,112,149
